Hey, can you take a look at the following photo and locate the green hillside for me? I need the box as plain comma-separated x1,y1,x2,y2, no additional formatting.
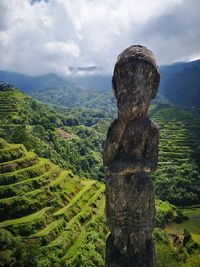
64,102,200,206
0,83,200,206
0,83,105,179
1,138,199,267
150,103,200,205
0,138,106,266
12,80,200,206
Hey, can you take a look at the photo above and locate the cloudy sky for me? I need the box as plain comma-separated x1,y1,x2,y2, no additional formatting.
0,0,199,76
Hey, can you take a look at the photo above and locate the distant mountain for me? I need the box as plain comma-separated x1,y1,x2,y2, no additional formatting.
0,71,30,90
69,59,200,105
69,75,112,91
159,60,200,107
0,71,75,92
0,59,200,107
24,73,72,91
70,60,200,106
0,70,111,92
0,71,115,115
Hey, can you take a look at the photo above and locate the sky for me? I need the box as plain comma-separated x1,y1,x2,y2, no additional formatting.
0,0,200,76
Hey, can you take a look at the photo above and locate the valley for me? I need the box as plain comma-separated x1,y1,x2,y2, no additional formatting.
0,82,199,266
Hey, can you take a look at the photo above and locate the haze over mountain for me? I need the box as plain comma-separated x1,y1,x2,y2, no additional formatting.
0,71,75,92
159,59,200,107
0,59,200,107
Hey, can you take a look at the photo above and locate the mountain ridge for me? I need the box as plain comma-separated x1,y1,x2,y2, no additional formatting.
1,58,200,107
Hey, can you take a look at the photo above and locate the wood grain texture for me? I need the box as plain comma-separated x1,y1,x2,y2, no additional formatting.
103,45,160,267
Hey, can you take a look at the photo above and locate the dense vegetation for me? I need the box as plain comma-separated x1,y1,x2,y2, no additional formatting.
165,205,200,244
0,82,200,266
0,138,199,267
0,83,107,180
0,83,200,206
155,227,200,267
0,138,106,267
150,103,200,205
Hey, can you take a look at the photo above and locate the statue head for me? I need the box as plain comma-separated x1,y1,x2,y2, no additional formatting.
112,45,160,120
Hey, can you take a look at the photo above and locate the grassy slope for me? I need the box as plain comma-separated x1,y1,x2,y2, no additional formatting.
149,103,200,205
1,83,199,205
0,138,106,266
0,83,106,179
165,206,200,244
0,139,199,266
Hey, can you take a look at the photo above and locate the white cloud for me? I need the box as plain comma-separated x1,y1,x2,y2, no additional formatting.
0,0,199,76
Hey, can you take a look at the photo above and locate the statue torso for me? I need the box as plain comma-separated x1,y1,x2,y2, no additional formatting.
115,116,157,162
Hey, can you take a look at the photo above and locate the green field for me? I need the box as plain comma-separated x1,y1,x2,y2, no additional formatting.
165,206,200,244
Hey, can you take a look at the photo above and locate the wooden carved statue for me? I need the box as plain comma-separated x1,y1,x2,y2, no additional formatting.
103,45,160,267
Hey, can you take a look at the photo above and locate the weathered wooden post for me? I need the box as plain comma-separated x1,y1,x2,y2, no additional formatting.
103,45,160,267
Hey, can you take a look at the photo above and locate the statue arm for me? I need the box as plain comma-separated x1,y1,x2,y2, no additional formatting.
145,127,159,171
103,119,126,166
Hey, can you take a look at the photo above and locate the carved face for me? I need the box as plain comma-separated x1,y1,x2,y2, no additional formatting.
112,61,158,120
